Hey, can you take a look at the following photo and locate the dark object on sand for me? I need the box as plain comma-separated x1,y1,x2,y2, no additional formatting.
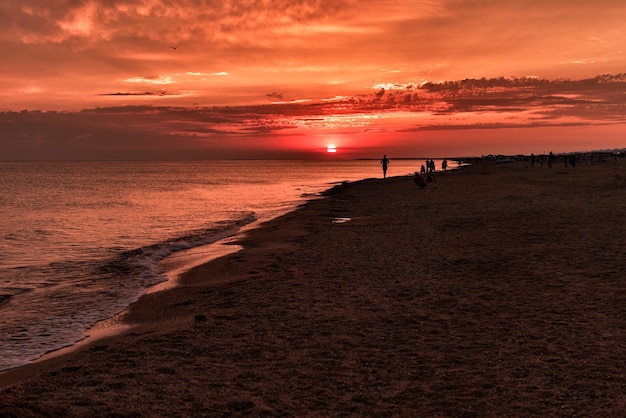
194,314,207,322
413,172,426,188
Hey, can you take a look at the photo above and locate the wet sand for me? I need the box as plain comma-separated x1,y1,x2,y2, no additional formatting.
2,159,626,416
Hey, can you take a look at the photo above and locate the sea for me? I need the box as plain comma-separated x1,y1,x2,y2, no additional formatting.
0,159,448,371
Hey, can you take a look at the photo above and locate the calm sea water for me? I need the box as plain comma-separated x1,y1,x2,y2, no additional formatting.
0,159,447,371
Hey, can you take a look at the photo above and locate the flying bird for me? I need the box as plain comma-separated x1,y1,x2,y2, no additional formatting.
169,43,181,50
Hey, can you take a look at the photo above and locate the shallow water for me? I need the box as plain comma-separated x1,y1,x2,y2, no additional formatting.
0,159,447,370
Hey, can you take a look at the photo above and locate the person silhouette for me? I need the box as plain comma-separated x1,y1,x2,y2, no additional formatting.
414,172,426,188
381,155,390,178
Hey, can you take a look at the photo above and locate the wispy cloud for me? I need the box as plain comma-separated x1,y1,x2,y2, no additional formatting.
124,75,175,85
187,71,229,77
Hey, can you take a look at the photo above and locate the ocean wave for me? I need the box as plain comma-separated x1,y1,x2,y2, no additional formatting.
101,211,256,284
0,212,257,371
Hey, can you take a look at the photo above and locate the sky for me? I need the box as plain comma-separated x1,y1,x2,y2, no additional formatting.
1,0,626,160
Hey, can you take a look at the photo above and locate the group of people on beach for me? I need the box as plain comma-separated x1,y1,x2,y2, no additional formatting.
380,155,449,189
527,151,616,168
420,159,446,174
380,155,448,180
530,151,582,169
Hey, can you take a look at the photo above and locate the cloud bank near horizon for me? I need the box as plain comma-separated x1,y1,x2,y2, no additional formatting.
2,74,625,160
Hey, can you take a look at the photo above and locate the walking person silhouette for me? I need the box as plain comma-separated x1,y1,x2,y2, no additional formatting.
381,155,390,178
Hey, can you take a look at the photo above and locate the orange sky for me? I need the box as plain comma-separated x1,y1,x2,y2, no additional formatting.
1,0,625,160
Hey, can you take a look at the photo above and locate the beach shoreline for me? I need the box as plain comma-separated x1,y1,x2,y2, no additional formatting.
0,222,258,389
0,185,324,388
2,159,626,416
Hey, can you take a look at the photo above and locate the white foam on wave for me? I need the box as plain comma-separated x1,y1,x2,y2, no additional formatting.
0,213,257,372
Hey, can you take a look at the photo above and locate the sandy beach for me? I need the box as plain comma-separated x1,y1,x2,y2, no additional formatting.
1,158,626,416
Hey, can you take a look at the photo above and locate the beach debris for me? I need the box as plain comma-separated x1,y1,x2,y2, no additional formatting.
332,217,352,224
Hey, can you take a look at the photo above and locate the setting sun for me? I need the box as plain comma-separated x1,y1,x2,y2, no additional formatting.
326,145,337,153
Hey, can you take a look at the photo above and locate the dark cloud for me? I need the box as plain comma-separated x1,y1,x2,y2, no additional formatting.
266,92,284,100
351,74,626,125
98,91,169,96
